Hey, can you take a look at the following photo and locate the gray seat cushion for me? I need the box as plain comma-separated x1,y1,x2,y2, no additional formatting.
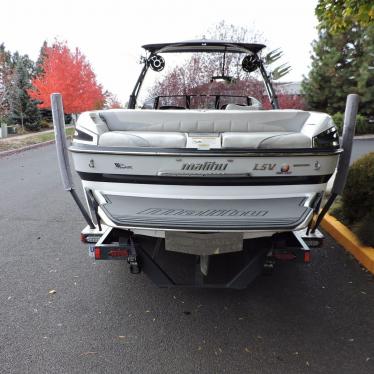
98,131,186,148
222,132,311,149
99,109,310,133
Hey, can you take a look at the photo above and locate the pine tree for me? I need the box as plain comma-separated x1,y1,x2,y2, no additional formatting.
0,44,13,120
8,56,40,131
35,40,48,75
357,24,374,116
302,2,373,117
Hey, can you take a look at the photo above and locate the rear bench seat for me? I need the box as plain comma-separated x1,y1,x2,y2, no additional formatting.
95,109,312,149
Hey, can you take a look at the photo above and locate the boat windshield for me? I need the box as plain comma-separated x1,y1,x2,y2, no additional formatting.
136,52,264,110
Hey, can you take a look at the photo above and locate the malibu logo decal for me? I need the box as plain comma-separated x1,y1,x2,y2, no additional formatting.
181,161,229,171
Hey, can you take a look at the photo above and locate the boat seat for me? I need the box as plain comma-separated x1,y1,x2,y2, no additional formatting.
98,131,186,148
98,110,310,133
222,132,311,148
98,130,310,149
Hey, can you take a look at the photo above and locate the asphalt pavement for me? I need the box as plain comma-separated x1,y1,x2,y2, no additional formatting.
0,144,374,374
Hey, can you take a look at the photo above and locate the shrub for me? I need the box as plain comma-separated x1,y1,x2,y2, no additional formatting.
342,152,374,223
354,210,374,247
332,112,373,135
329,198,348,225
339,152,374,246
332,112,344,135
24,122,41,132
39,119,51,129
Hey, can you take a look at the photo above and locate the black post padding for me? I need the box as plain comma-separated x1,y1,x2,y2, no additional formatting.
331,94,360,195
311,193,337,233
51,93,95,229
70,190,95,229
51,93,74,191
312,94,359,232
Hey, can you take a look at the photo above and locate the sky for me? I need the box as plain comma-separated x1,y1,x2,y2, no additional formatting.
0,0,319,104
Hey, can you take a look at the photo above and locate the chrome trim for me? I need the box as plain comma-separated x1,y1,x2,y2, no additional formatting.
69,145,343,158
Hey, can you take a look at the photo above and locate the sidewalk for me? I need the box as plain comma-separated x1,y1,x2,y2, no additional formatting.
0,126,75,156
0,128,55,142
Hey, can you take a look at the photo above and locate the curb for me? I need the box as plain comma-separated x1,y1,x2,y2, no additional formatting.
353,135,374,140
0,139,55,158
322,214,374,274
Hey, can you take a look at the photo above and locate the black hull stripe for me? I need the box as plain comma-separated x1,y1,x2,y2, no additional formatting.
78,172,332,186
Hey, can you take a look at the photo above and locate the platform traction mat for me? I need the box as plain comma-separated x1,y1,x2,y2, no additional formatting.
100,195,311,230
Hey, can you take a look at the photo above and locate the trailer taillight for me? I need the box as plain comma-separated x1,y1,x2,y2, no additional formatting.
81,233,102,243
94,247,101,259
108,249,129,257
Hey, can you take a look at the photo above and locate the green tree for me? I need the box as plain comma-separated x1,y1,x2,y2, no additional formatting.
0,43,13,121
303,28,359,114
35,40,48,75
316,0,374,33
302,6,373,117
8,56,40,131
357,24,374,115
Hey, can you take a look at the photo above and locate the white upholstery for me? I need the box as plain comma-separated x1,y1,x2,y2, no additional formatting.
225,103,262,111
99,131,186,148
81,109,319,149
99,109,310,133
98,131,311,149
222,132,311,149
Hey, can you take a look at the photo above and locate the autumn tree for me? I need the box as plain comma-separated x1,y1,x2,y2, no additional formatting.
29,41,105,114
147,21,291,108
103,90,122,109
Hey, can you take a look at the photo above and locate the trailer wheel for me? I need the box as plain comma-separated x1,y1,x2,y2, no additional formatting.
262,256,275,276
129,263,141,274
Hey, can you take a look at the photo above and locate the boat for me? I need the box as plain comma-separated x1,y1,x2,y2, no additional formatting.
51,40,358,288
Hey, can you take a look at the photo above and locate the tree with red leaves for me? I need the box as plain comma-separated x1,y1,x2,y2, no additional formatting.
29,41,104,114
262,94,306,110
103,90,122,109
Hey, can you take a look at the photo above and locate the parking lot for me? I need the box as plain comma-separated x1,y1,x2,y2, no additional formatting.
0,145,373,374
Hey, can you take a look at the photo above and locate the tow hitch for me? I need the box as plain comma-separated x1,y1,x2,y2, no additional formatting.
85,226,141,274
127,235,140,274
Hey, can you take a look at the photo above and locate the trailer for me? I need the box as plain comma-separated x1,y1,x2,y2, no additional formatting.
51,93,358,289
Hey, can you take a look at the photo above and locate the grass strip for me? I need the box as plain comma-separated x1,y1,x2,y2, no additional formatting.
0,127,75,152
